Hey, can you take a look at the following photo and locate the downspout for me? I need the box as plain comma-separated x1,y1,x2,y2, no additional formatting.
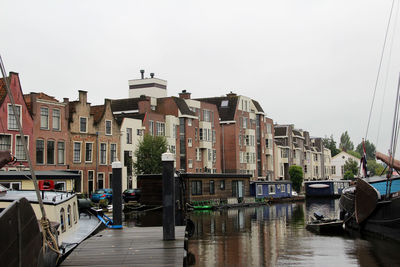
222,124,225,173
96,131,99,191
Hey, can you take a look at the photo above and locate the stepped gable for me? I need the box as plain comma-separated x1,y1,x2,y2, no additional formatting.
196,96,238,121
111,98,139,112
90,105,105,125
274,126,287,137
172,97,196,116
252,99,264,113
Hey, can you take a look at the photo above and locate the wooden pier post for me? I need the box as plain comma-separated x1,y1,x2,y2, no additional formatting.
112,161,123,227
162,151,175,240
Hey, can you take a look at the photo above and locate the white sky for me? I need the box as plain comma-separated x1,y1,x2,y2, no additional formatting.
2,0,400,154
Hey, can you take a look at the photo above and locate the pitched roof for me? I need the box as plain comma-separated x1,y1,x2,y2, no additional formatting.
111,98,139,112
0,76,10,106
114,113,145,125
252,100,264,113
23,92,60,114
172,97,195,116
196,96,238,121
90,105,105,124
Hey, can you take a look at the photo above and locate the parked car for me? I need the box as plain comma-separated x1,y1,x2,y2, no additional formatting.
123,189,141,202
91,188,113,203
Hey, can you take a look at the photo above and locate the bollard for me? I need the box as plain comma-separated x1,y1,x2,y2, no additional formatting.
112,161,123,228
162,151,175,240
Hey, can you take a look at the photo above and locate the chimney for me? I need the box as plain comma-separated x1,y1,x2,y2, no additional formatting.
179,90,191,99
140,69,145,79
227,91,237,97
150,73,154,78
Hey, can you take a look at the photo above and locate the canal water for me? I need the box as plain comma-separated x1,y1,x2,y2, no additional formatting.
187,199,400,267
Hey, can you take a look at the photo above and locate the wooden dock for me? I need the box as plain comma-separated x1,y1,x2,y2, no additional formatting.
61,226,186,267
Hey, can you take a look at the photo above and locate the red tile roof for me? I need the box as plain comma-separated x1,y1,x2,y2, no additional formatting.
90,105,105,124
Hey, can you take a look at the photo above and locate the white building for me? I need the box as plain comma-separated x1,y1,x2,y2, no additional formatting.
331,151,360,180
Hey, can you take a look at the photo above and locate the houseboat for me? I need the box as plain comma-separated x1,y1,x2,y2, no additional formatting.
250,180,292,199
305,180,351,197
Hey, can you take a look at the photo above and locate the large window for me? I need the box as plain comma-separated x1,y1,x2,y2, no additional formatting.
40,107,49,129
156,122,165,136
0,135,11,151
105,120,112,135
57,141,65,164
15,136,27,160
47,140,55,164
210,180,215,195
8,104,21,130
80,117,87,133
85,143,93,162
191,181,202,195
126,128,132,144
36,139,44,164
100,143,107,164
110,144,117,163
52,109,60,130
73,142,81,163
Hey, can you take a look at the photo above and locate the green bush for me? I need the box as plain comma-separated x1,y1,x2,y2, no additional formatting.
344,171,354,180
99,199,109,208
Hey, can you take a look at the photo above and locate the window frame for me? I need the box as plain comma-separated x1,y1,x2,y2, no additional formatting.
79,117,88,133
52,108,61,131
85,142,93,163
73,141,82,163
57,141,65,165
7,104,22,130
105,120,112,135
46,139,55,165
40,106,49,130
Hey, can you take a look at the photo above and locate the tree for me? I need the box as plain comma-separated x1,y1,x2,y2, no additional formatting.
344,158,358,176
367,160,385,176
347,150,361,159
289,165,303,193
323,135,340,157
356,140,376,160
343,171,355,180
133,134,168,174
339,131,354,152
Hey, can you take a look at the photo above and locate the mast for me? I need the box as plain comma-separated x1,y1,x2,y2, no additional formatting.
0,56,48,218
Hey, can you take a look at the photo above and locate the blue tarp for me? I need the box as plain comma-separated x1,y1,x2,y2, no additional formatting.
371,179,400,195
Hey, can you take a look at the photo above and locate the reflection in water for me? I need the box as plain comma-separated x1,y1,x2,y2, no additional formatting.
189,199,400,267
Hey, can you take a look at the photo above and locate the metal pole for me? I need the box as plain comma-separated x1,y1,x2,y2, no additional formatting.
162,151,175,240
112,161,123,227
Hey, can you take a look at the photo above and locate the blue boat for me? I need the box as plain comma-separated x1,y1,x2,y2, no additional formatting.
305,180,351,197
250,180,292,199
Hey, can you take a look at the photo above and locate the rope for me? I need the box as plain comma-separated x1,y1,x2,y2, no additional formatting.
365,0,396,141
40,217,62,261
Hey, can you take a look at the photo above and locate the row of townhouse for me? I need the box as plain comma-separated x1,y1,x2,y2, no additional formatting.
0,71,332,194
274,124,332,180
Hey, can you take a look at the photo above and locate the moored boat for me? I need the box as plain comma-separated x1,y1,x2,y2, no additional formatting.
305,180,351,198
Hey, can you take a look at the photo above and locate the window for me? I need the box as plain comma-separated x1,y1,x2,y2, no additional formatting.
80,117,87,133
36,139,44,164
149,121,154,136
315,166,319,175
88,170,94,194
268,185,276,195
212,149,216,163
85,143,93,162
40,107,49,129
0,182,21,190
126,128,132,144
220,180,225,190
67,205,71,227
314,154,318,161
188,118,192,126
212,130,216,143
210,180,215,195
47,140,55,164
287,184,291,193
137,129,143,136
304,165,308,173
73,202,77,223
97,173,104,189
281,184,286,192
257,185,263,195
221,100,229,107
341,166,344,175
188,138,192,147
105,120,112,135
109,173,113,188
52,109,60,130
266,124,272,133
281,148,288,158
15,136,27,160
60,208,66,233
188,159,193,169
57,141,65,164
156,122,165,136
0,135,11,151
110,144,117,163
199,128,204,141
195,128,198,141
196,148,201,161
332,166,336,175
8,104,21,130
191,181,202,195
100,143,107,164
208,149,212,161
73,142,81,163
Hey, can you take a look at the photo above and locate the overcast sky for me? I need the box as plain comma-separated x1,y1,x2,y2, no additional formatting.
2,0,400,155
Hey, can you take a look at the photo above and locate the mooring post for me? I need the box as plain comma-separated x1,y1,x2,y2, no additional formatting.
112,161,123,228
162,151,175,240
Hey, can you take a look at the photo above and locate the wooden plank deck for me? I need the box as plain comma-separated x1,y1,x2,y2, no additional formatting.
61,226,185,267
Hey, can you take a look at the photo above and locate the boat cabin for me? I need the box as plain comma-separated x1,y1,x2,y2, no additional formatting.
250,180,292,199
305,180,351,197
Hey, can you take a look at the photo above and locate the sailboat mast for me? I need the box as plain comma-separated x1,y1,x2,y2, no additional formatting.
0,55,47,219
